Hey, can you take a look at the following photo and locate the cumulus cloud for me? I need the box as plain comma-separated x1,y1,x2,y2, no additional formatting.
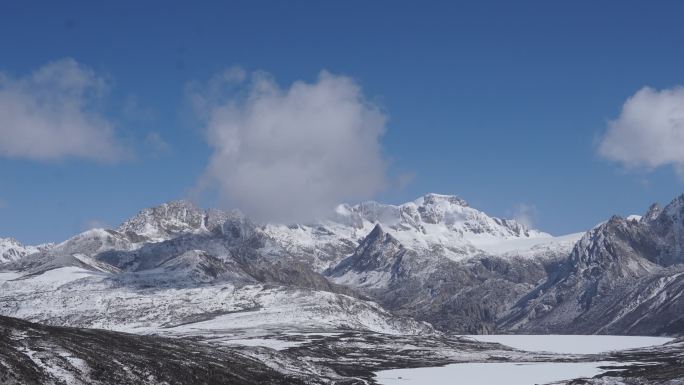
191,69,389,223
0,58,127,162
599,86,684,177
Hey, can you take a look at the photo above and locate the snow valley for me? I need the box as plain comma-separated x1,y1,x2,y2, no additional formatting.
1,193,684,384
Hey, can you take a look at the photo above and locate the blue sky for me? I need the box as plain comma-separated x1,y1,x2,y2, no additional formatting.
1,1,683,244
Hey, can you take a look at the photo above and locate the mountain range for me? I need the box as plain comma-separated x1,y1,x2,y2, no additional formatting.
2,193,684,337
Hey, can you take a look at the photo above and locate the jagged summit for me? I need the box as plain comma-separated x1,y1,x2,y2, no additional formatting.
117,200,247,242
333,193,546,254
334,193,541,236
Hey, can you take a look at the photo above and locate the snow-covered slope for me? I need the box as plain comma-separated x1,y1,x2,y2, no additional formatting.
0,315,326,385
0,266,430,336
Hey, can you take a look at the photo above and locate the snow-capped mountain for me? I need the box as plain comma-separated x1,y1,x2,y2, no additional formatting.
264,193,556,271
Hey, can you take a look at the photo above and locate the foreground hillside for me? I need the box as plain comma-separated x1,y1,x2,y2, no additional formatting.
2,315,683,385
0,315,315,385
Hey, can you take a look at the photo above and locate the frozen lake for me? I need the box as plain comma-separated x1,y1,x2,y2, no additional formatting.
375,335,672,385
375,361,623,385
464,334,673,354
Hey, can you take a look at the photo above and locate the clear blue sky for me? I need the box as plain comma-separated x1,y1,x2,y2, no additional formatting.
1,1,683,244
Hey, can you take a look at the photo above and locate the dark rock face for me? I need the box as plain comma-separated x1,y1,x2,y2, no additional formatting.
501,194,684,335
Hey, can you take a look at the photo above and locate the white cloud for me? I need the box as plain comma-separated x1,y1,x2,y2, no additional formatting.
192,69,389,223
0,58,127,162
599,86,684,177
511,203,537,229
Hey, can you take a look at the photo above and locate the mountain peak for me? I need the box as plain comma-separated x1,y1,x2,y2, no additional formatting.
366,223,387,240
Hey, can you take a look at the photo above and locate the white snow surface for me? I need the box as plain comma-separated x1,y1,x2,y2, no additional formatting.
375,361,624,385
463,334,673,354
